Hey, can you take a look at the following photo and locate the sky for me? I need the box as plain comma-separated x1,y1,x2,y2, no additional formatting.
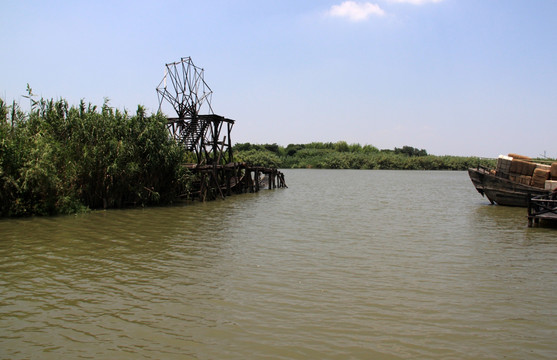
1,0,556,157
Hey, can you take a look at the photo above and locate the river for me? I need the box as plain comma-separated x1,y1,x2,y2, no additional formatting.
1,170,556,359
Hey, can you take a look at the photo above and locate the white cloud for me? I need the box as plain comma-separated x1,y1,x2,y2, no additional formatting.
388,0,444,4
328,1,385,22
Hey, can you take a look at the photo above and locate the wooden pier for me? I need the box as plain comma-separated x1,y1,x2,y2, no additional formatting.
527,192,557,227
185,162,287,201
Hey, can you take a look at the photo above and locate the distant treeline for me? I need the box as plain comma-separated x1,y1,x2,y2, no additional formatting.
0,96,190,217
233,142,496,170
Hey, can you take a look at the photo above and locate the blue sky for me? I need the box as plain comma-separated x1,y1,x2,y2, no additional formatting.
1,0,556,157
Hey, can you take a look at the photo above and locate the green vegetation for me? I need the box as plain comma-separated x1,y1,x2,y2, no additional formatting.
0,94,190,217
233,141,495,171
1,91,495,218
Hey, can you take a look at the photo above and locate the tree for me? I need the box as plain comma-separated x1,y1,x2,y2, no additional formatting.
394,146,428,157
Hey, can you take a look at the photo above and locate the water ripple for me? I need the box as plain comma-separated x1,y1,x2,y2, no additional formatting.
1,170,556,359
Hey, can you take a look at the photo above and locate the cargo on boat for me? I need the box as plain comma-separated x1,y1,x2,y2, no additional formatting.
468,154,556,207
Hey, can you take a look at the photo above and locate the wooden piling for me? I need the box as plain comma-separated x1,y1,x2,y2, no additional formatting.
527,192,557,227
184,162,286,201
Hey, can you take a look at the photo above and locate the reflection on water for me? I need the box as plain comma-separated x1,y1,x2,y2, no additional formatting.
1,170,556,359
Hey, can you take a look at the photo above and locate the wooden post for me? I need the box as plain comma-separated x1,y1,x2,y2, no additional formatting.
227,122,234,163
527,195,533,227
255,169,260,192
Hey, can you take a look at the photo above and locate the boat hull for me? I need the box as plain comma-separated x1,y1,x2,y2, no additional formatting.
468,167,550,207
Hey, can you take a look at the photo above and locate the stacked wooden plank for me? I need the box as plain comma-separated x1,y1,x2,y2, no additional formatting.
508,156,537,185
531,164,551,188
509,158,537,176
501,154,557,189
546,181,557,191
495,155,512,178
546,163,557,190
508,153,531,160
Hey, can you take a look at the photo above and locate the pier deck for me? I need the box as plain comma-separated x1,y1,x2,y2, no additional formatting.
527,192,557,227
184,162,287,201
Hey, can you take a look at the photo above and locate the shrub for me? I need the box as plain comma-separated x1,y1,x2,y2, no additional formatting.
234,149,281,168
0,96,190,217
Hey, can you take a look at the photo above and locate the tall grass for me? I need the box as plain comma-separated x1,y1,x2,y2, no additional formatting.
0,97,190,217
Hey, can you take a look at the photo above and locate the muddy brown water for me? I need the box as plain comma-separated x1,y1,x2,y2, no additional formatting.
1,170,556,359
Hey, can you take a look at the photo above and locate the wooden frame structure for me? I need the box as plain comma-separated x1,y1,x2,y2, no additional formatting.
166,114,234,166
156,57,286,201
527,192,557,227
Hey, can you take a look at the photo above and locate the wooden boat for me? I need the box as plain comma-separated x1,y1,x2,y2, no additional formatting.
468,165,550,207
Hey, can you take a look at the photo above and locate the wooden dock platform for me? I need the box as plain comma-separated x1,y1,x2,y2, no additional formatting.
527,192,557,227
184,162,287,201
